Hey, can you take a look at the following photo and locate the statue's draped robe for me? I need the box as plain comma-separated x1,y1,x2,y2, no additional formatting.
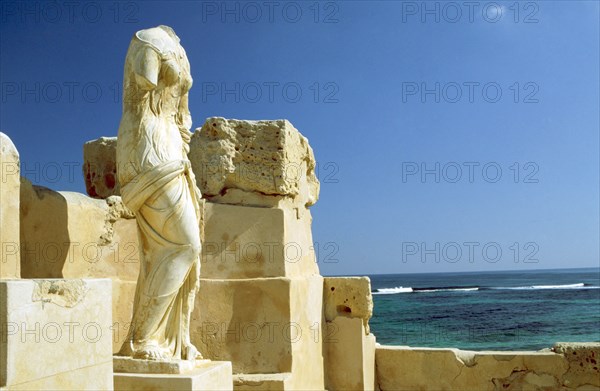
116,26,201,360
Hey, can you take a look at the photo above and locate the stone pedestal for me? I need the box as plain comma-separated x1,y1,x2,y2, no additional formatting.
0,278,113,390
113,357,209,374
113,361,233,391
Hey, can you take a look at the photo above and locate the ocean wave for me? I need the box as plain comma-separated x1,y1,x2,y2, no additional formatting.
372,287,413,294
416,287,479,293
372,286,479,294
372,283,600,295
488,283,599,290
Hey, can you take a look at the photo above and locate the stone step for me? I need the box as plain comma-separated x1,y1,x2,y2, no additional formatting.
114,361,232,391
233,372,292,390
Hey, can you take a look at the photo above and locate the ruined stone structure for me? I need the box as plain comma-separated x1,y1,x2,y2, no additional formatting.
1,24,599,391
189,118,325,390
4,120,599,389
376,343,600,390
1,134,114,388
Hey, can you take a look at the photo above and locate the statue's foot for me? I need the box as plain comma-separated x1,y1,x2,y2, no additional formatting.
115,342,134,357
183,343,203,360
134,345,170,361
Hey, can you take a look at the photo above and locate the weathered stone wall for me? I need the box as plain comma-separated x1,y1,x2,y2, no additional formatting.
1,279,113,390
19,178,139,352
375,343,600,390
553,343,600,388
0,132,21,278
14,123,600,391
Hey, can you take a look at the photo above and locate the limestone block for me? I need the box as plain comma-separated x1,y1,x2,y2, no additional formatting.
375,345,571,391
0,278,113,390
202,202,319,279
114,361,233,391
189,117,319,208
325,317,376,391
20,180,138,281
19,182,139,354
553,342,600,388
287,274,325,391
364,334,376,390
112,280,137,353
191,275,325,390
114,357,211,374
202,202,285,278
0,132,20,278
83,136,119,199
6,362,113,391
191,277,293,374
233,373,292,390
324,277,373,333
283,204,320,278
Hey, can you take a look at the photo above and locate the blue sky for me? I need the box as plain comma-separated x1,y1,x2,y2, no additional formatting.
1,1,598,275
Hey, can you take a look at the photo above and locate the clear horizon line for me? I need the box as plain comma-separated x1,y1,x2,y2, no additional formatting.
324,265,600,278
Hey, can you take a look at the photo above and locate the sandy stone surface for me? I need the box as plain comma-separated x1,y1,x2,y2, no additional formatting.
376,343,600,390
189,117,319,208
1,278,113,390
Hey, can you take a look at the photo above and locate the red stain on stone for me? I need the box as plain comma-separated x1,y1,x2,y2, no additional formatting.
84,163,95,196
88,185,98,198
104,173,116,189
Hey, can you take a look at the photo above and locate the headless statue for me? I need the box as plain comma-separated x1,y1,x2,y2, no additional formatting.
116,25,201,361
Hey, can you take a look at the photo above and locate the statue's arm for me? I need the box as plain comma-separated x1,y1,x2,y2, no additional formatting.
133,46,161,90
178,93,193,151
179,93,192,127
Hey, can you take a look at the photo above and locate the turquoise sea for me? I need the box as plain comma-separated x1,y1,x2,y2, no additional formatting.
368,268,600,351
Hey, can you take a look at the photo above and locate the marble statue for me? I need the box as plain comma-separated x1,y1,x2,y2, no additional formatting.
115,25,202,361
